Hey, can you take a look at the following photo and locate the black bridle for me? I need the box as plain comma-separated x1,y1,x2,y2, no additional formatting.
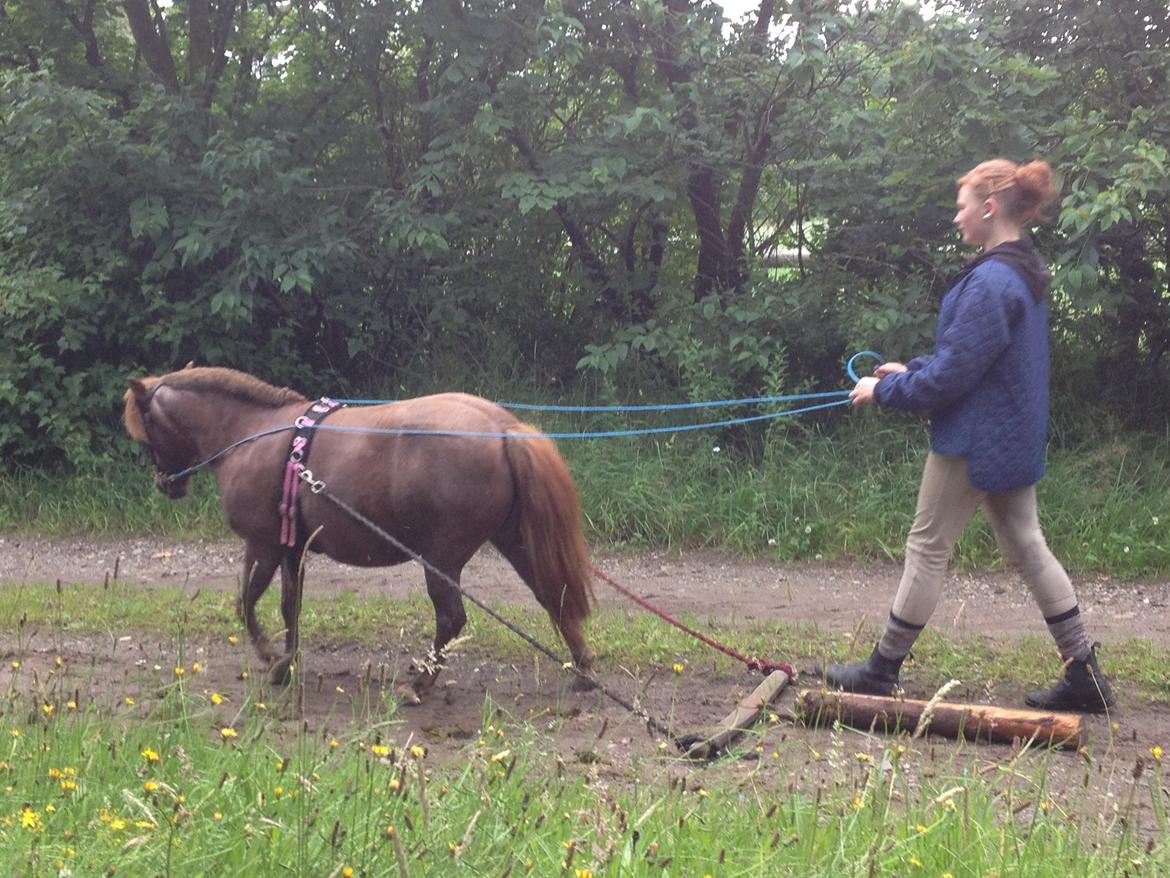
137,380,183,485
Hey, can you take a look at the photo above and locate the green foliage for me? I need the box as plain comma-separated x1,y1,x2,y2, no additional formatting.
1,0,1167,468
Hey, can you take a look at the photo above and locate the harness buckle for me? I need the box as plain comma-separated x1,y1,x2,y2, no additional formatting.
298,468,326,494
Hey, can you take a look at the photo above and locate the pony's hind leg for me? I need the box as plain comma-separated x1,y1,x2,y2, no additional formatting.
268,549,305,686
493,537,597,690
238,542,283,669
399,565,468,705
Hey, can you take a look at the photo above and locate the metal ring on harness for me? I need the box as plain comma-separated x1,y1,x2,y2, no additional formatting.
299,468,326,494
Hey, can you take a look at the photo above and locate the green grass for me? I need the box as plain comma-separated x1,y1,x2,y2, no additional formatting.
2,418,1168,575
2,657,1167,876
3,582,1169,875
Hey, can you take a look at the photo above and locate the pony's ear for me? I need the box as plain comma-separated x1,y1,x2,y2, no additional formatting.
128,377,150,401
183,361,195,370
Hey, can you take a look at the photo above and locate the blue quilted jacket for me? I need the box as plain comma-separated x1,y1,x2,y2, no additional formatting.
873,247,1051,492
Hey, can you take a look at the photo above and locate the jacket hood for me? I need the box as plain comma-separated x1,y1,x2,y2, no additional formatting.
952,238,1051,303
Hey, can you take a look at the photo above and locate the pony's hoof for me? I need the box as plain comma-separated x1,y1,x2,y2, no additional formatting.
571,673,598,692
396,683,423,706
269,660,293,687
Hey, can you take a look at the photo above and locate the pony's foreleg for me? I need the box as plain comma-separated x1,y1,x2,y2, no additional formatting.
398,567,468,705
237,543,283,668
268,550,304,686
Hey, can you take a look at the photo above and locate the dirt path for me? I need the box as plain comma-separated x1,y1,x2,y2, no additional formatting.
3,535,1168,837
4,534,1168,642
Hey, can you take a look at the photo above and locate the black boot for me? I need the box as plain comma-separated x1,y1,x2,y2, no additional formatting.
824,645,905,696
1025,646,1116,713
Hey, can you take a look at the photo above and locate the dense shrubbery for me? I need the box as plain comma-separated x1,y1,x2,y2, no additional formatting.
1,1,1167,467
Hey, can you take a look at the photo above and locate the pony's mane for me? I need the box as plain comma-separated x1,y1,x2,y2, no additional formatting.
123,367,308,442
161,367,309,408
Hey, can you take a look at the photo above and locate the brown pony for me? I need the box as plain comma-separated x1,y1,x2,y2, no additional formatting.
123,366,595,701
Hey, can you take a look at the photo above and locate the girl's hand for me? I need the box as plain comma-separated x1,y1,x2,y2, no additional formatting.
850,376,879,406
874,362,908,378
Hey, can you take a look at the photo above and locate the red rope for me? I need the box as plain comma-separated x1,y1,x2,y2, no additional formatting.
590,564,796,679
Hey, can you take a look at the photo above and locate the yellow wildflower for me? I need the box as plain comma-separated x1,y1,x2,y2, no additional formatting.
141,747,160,763
410,745,426,759
145,781,159,793
210,693,224,705
1151,745,1163,762
20,807,42,832
42,703,54,716
220,727,238,739
673,662,685,674
370,744,390,757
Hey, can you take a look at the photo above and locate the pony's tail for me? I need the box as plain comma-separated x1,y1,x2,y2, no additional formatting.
503,424,594,627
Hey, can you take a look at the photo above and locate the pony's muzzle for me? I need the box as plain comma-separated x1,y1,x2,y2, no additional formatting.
155,472,189,499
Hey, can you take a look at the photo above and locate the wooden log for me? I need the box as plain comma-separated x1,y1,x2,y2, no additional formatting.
796,689,1084,750
679,669,791,760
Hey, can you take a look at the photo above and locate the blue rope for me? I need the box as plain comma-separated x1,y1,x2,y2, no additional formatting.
335,389,850,412
161,351,881,481
307,397,850,441
846,350,884,383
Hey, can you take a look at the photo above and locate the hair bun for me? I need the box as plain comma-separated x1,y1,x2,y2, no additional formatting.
1013,160,1057,221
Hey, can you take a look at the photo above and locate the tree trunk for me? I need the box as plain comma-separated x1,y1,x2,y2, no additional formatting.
123,0,179,92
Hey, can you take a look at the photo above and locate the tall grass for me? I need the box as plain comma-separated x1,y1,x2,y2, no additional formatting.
2,663,1166,876
2,415,1167,576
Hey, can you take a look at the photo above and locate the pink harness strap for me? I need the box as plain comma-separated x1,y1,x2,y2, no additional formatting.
279,398,343,547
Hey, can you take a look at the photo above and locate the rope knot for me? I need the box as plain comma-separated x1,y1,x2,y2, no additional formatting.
747,658,796,678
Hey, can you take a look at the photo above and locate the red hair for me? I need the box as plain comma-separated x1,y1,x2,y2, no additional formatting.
958,158,1057,224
